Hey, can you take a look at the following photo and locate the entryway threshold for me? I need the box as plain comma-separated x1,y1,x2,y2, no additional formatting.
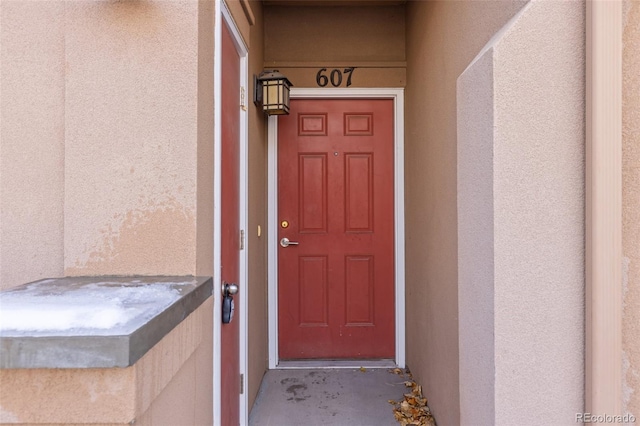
276,359,397,369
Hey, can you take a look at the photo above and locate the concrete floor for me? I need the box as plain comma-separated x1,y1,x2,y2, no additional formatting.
248,368,408,426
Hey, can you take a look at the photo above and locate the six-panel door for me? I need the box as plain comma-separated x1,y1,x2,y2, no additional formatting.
278,99,395,359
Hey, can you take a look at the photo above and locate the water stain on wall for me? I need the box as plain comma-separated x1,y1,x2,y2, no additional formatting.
65,199,196,276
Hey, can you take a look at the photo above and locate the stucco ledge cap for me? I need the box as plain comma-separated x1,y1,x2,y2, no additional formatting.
0,276,213,369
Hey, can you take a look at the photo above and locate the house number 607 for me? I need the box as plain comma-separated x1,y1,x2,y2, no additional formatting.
316,68,355,87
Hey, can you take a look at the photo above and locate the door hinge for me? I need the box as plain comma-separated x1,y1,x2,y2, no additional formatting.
240,229,245,250
240,87,247,111
240,374,244,394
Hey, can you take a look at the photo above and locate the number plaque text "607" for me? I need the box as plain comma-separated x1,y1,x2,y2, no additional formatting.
316,68,356,87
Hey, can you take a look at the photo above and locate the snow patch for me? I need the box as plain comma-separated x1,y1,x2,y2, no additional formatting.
0,282,183,335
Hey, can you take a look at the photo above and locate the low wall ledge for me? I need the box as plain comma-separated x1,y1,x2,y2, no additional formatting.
0,276,213,369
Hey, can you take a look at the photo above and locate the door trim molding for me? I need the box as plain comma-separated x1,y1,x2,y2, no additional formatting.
267,88,406,368
585,0,623,415
215,3,249,425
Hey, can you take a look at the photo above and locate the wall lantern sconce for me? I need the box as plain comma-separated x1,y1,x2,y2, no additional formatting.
254,70,292,116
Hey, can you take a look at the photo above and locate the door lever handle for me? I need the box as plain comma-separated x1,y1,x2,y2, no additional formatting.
280,237,299,247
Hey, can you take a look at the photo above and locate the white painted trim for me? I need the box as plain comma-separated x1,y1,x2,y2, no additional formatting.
238,68,250,426
212,2,222,424
267,115,279,369
218,4,250,425
267,88,406,368
585,0,623,416
394,90,406,368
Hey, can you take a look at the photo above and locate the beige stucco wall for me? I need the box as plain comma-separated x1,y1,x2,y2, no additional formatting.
225,0,252,48
458,1,585,424
0,0,215,289
623,0,640,418
263,5,405,87
404,2,526,423
457,48,496,425
0,1,65,290
0,297,213,425
197,0,216,277
62,1,200,276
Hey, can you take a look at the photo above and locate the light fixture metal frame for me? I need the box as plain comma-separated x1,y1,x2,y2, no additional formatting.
254,70,293,116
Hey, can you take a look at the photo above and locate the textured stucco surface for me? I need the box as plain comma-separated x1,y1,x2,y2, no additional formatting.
196,0,215,277
457,48,496,426
136,297,213,426
263,5,406,87
264,6,404,63
226,0,252,48
460,2,585,424
0,366,136,424
404,2,526,424
0,2,65,290
0,1,214,423
464,1,585,423
63,1,199,276
623,0,640,418
0,297,213,424
0,1,209,287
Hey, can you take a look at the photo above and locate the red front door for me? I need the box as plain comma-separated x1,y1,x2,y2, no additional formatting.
220,20,240,426
278,98,395,359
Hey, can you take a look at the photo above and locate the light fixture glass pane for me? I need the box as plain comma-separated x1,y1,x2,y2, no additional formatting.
262,83,270,110
277,85,284,106
266,83,280,111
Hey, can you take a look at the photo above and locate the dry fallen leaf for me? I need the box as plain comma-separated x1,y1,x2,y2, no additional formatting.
389,370,436,426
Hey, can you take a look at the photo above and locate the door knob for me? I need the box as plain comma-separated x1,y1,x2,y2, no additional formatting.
221,282,237,324
280,237,299,247
222,282,238,296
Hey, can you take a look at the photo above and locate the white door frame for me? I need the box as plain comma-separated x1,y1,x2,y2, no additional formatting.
267,88,406,369
214,3,249,425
